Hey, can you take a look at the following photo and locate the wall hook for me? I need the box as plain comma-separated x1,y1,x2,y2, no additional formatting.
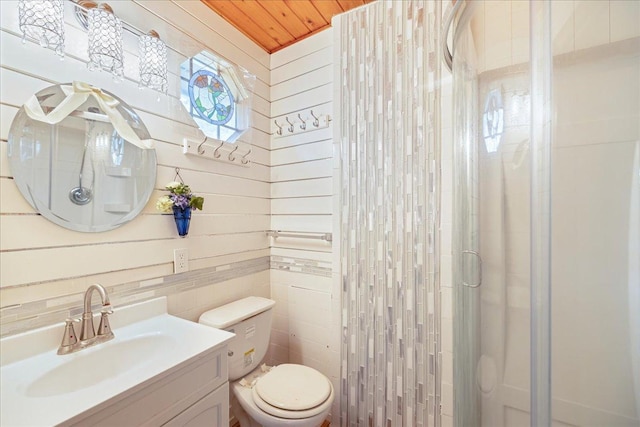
274,119,283,136
241,148,252,165
228,145,239,161
297,113,306,130
197,138,207,155
309,110,320,127
213,140,225,158
285,116,295,133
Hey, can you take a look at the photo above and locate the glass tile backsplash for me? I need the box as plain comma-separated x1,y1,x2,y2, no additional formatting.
336,1,442,426
0,256,270,337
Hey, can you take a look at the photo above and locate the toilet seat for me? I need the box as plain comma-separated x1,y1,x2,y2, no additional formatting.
250,364,334,420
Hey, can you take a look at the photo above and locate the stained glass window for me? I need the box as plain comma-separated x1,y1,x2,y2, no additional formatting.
180,51,251,143
188,70,234,125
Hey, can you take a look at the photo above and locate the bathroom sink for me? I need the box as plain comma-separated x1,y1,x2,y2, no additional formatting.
25,333,176,397
0,297,234,426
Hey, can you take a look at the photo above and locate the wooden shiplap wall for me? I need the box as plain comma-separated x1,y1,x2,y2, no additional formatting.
1,6,341,421
267,29,339,424
0,0,271,323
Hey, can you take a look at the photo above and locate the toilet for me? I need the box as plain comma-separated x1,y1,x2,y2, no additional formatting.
199,296,334,427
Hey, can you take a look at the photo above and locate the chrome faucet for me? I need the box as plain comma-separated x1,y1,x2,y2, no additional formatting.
57,284,114,355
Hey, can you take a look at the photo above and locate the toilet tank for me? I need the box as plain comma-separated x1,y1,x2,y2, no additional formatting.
199,296,276,381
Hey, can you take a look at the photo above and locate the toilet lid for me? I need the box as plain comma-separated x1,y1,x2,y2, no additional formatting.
254,364,331,411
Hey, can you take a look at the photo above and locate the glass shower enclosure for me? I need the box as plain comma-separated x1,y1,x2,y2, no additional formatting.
449,1,639,425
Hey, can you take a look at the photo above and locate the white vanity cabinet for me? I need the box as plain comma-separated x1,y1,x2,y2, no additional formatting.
1,298,233,427
163,382,229,427
62,343,229,427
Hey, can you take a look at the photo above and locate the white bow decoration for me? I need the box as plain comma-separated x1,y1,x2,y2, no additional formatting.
23,81,153,150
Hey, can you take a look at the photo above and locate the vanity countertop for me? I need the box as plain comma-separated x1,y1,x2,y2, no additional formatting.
0,297,233,426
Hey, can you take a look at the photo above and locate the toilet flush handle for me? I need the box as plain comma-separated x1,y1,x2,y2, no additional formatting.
228,350,234,357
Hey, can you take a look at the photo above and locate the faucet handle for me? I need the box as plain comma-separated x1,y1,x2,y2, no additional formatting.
97,307,114,340
57,318,79,355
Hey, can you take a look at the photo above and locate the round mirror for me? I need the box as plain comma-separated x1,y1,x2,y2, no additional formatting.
8,83,157,232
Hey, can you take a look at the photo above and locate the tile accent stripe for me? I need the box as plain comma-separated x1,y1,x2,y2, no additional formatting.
270,255,332,278
0,256,270,337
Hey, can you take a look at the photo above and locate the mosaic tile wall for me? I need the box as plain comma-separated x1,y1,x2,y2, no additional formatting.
270,255,332,278
0,256,269,337
335,1,442,426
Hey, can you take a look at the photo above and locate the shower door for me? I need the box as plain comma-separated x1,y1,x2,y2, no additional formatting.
451,1,640,426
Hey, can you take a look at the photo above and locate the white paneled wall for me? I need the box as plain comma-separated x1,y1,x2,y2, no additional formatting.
268,29,339,424
0,0,270,326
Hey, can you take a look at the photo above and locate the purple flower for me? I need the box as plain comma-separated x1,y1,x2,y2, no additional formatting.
171,194,191,210
155,181,204,212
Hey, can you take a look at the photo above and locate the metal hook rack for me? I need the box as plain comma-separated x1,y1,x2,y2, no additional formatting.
273,109,331,139
183,138,252,167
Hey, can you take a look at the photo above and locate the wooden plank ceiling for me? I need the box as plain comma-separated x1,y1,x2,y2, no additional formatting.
201,0,375,53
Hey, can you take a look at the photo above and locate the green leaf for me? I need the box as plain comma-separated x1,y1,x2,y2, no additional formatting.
190,196,204,211
195,97,205,112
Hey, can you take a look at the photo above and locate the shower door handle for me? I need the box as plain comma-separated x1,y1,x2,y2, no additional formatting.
462,250,483,288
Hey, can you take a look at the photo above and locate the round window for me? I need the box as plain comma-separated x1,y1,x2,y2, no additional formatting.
188,69,235,126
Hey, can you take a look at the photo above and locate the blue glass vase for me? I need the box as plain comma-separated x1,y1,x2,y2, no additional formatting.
172,206,191,237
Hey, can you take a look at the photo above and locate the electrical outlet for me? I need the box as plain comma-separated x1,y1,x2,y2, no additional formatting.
174,248,189,274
